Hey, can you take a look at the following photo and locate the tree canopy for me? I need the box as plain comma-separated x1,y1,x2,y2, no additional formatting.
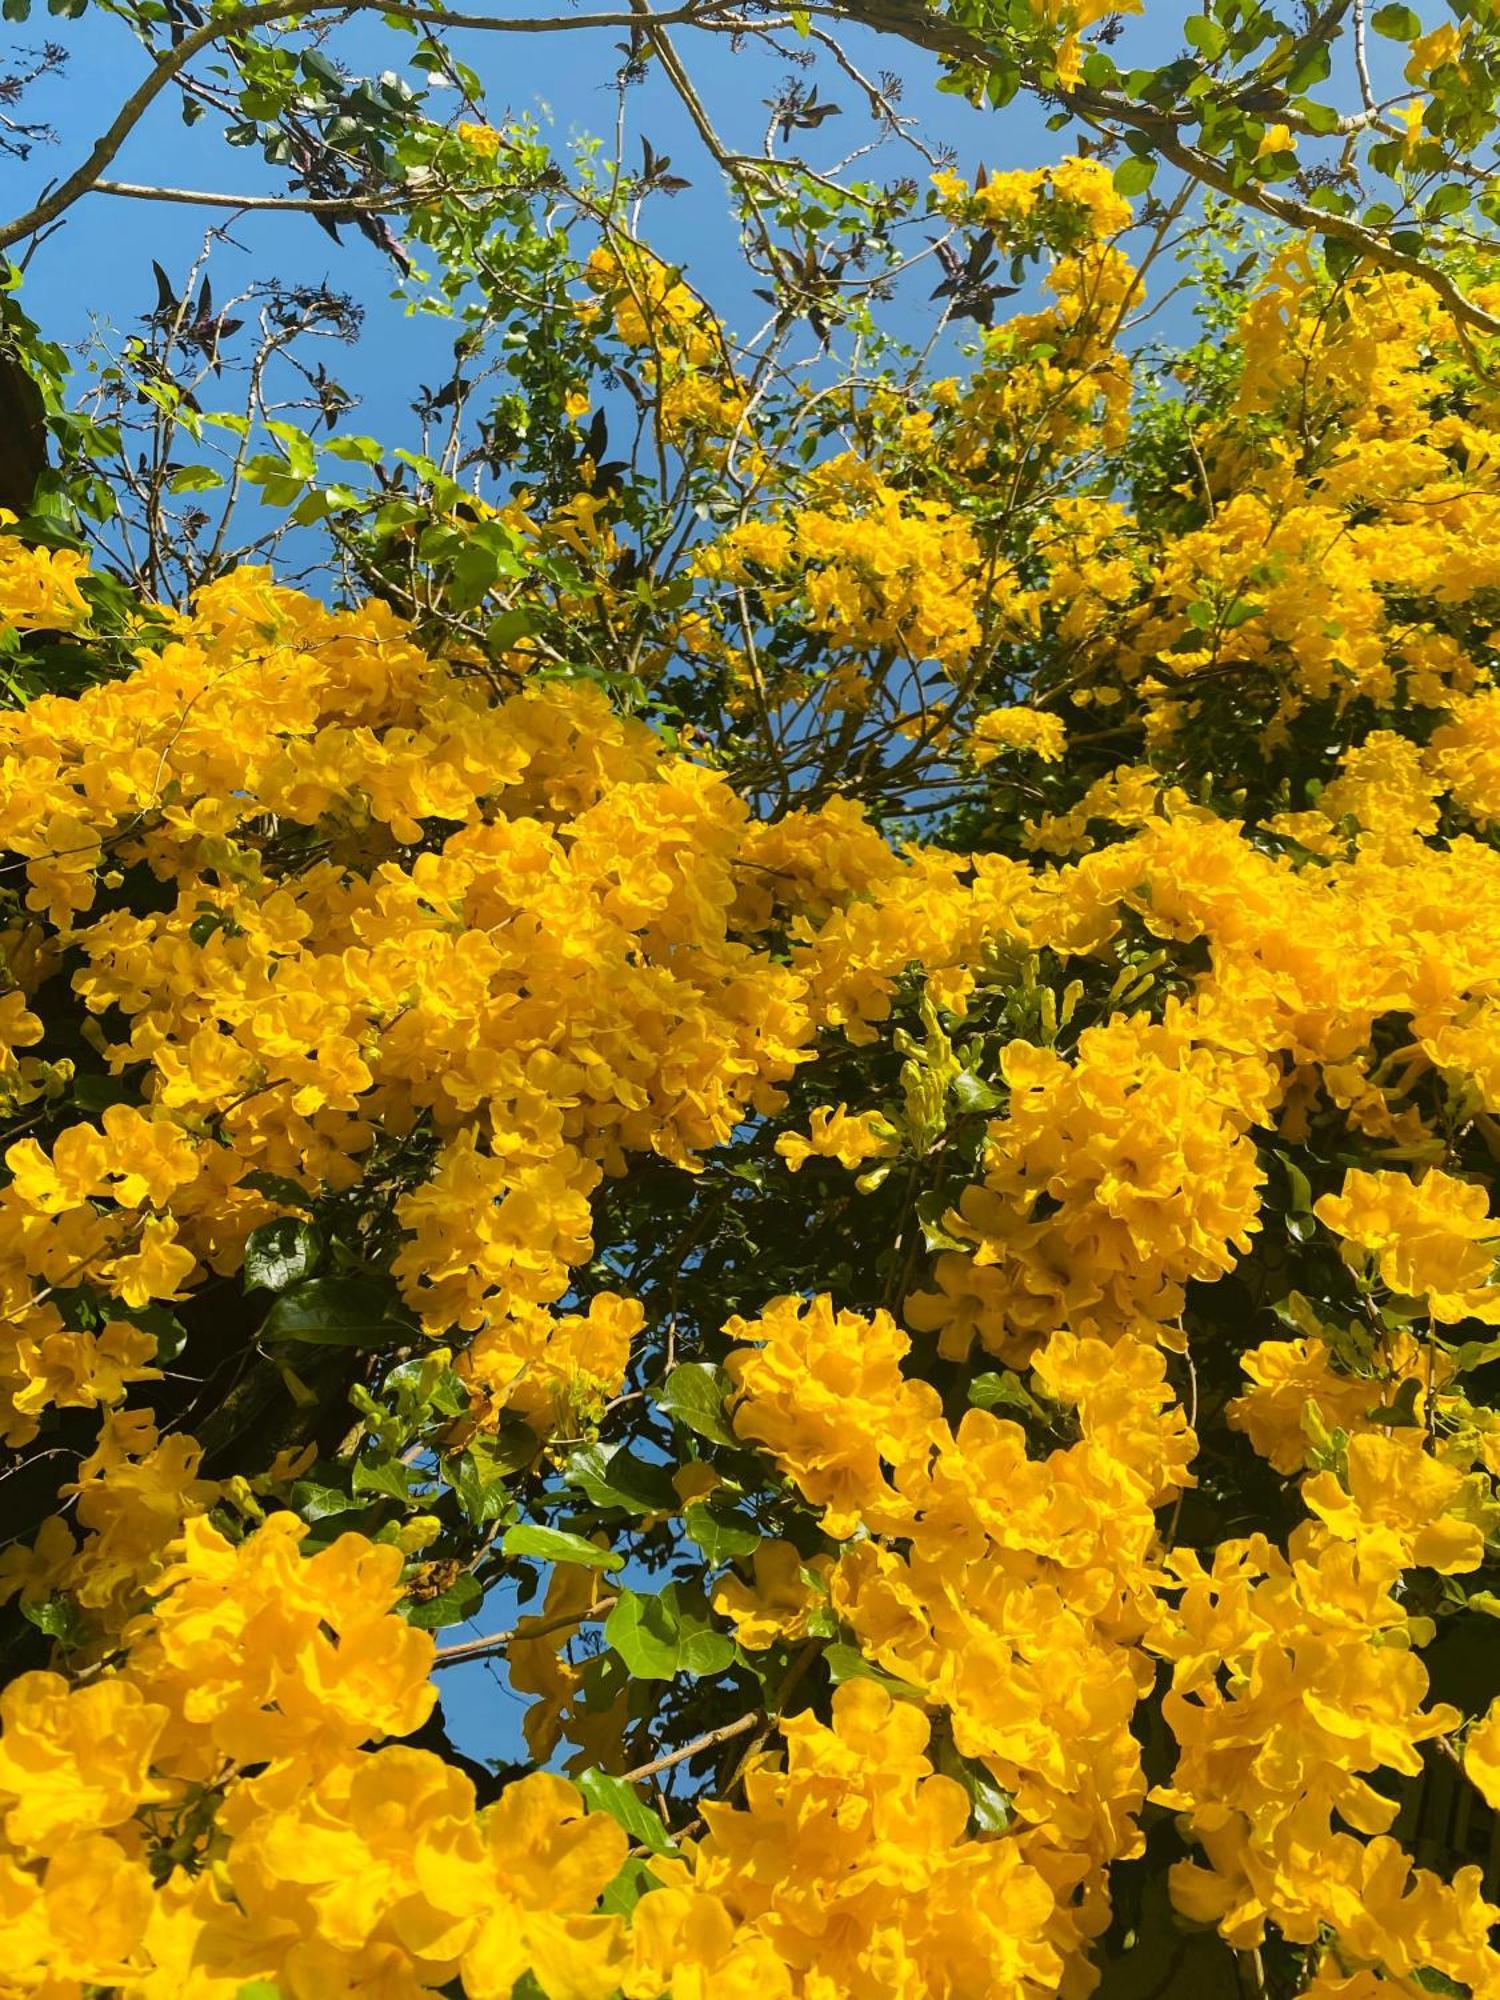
2,2,1500,1997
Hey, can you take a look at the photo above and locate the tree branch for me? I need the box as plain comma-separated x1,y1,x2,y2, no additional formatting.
93,179,414,215
620,1707,761,1782
433,1594,619,1666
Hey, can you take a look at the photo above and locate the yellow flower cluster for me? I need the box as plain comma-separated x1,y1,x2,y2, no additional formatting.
0,568,817,1449
725,1296,1196,1986
0,1511,613,1997
700,457,987,707
580,244,745,445
0,516,91,636
908,1009,1273,1361
969,706,1068,765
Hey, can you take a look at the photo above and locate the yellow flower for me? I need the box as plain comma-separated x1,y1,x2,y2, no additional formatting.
1464,1697,1500,1809
969,705,1067,764
713,1540,831,1651
775,1103,897,1173
1314,1167,1500,1322
725,1294,943,1537
1302,1432,1485,1578
0,1671,169,1854
0,517,92,634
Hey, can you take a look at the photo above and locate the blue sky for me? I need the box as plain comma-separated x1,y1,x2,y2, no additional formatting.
15,9,1112,471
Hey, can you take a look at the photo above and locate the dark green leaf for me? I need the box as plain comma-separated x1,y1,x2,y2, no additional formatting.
503,1524,623,1571
579,1768,678,1853
352,1453,414,1502
567,1444,677,1515
242,1171,314,1210
604,1585,735,1680
261,1276,414,1348
658,1362,736,1446
287,1477,364,1523
244,1217,324,1294
444,1430,531,1523
916,1190,967,1254
683,1501,762,1563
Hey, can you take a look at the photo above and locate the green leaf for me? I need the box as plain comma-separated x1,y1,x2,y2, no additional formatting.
823,1642,924,1702
1451,1337,1500,1372
1371,2,1421,36
935,1736,1013,1835
243,1217,324,1294
287,1477,365,1523
951,1070,1002,1114
968,1371,1046,1420
1277,1154,1314,1214
261,1276,415,1348
567,1444,677,1515
1425,183,1470,221
167,464,225,495
658,1363,736,1446
235,1985,285,2000
487,606,539,653
1374,1375,1424,1429
444,1429,531,1523
241,1171,314,1211
916,1190,967,1254
683,1501,762,1564
1271,1290,1324,1338
405,1569,483,1630
1113,156,1157,197
578,1768,678,1854
1284,40,1332,91
352,1452,414,1502
22,1594,86,1649
600,1855,662,1917
323,432,384,465
604,1585,735,1680
1294,97,1341,136
264,419,317,480
503,1524,623,1571
1183,15,1226,59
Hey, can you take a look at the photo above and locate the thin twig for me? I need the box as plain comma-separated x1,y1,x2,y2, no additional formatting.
433,1593,619,1666
619,1708,761,1783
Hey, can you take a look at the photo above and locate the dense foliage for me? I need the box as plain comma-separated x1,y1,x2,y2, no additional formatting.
2,1,1500,1996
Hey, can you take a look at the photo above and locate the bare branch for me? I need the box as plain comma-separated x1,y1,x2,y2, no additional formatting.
620,1708,762,1783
